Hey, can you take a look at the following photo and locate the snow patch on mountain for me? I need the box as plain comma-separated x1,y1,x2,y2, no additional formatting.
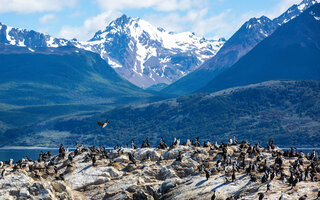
275,0,320,25
75,15,225,88
0,23,72,49
309,10,320,20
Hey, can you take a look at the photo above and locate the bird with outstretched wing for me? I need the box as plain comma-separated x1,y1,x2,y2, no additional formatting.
97,119,110,128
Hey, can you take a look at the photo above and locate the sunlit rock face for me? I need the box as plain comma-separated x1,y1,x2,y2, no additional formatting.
75,15,225,88
1,140,320,200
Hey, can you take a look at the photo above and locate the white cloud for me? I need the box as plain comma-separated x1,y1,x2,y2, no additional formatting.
58,11,122,41
191,9,232,37
58,0,305,42
0,0,77,13
95,0,208,12
145,8,232,38
39,14,57,24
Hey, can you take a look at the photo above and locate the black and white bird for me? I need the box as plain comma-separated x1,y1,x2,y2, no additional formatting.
1,169,5,178
258,193,264,200
279,192,284,200
131,140,138,149
211,190,216,200
97,119,110,128
128,153,136,166
298,194,307,200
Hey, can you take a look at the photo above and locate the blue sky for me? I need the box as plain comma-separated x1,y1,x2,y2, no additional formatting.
0,0,302,41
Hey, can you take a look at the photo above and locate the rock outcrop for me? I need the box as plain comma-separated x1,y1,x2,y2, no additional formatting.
0,140,320,200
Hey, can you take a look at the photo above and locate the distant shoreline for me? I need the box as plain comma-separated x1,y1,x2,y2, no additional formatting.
0,146,60,149
0,146,319,150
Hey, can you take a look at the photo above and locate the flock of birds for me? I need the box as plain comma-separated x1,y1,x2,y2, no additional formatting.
0,120,319,199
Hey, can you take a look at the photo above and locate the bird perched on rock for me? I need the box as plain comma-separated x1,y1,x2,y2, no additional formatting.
146,137,151,148
141,141,146,148
92,155,96,167
97,119,110,128
1,169,5,178
233,135,238,144
226,196,234,200
205,169,211,180
266,183,271,192
298,194,307,200
128,153,136,166
250,174,257,182
258,193,264,200
225,177,229,184
195,137,201,147
279,192,284,200
211,190,216,200
170,137,180,149
176,151,183,162
228,138,233,145
232,170,236,182
158,137,167,149
131,140,138,149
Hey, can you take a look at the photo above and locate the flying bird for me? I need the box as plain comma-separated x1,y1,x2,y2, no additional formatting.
97,119,110,128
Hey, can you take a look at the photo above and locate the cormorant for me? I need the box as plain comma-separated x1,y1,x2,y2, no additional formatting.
128,153,136,166
131,140,138,149
298,194,307,200
266,183,271,192
232,170,236,182
258,193,264,200
211,190,216,200
146,137,151,148
205,169,210,180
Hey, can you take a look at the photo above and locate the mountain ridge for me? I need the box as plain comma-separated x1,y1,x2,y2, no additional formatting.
0,22,73,50
162,0,320,95
199,3,320,93
75,14,225,88
0,16,225,88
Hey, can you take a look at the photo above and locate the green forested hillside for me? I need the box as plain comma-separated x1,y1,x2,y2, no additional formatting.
4,80,320,147
0,47,155,136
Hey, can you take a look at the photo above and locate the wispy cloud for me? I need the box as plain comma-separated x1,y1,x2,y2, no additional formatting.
0,0,77,13
56,0,305,41
39,14,57,24
58,11,122,41
145,8,232,38
95,0,209,12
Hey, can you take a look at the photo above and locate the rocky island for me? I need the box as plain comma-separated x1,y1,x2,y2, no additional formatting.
0,138,319,200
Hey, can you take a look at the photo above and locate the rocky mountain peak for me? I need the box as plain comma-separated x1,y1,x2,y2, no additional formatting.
77,15,225,88
0,22,72,50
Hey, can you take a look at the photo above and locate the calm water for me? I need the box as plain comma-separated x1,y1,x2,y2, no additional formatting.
0,148,59,162
0,148,78,162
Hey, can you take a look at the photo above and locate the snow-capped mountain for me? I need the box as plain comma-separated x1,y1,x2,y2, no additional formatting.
201,0,320,70
274,0,319,25
162,0,320,95
0,17,224,88
0,22,73,51
199,3,320,93
75,15,225,88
